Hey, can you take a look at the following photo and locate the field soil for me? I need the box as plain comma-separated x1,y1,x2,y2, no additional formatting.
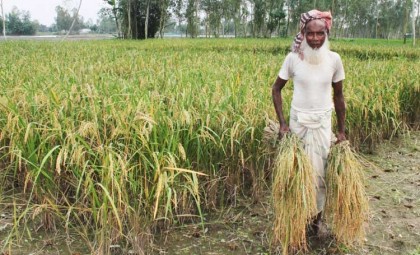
1,131,419,255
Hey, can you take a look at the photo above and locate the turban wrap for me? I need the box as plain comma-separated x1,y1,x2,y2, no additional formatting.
292,10,332,53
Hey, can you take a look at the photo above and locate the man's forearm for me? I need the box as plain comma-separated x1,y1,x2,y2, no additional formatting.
334,95,346,134
272,77,288,127
332,81,346,135
272,87,287,127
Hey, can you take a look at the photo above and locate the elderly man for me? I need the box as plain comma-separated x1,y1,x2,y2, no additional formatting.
272,10,346,235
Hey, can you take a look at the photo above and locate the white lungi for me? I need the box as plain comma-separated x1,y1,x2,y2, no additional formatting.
289,106,333,213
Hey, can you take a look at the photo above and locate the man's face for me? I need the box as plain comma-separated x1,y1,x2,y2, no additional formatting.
304,19,327,49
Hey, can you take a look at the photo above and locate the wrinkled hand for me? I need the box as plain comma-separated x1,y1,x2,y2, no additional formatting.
335,132,347,144
278,125,290,140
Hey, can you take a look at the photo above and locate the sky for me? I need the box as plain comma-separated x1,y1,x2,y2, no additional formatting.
3,0,107,26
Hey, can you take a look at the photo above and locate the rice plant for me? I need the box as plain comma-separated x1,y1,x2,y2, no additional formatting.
0,38,418,253
271,134,317,255
325,141,369,246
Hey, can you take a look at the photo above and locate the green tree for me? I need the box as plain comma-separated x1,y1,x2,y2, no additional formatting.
98,8,118,34
227,0,243,37
1,0,5,38
186,0,199,37
174,0,185,35
55,6,73,32
267,3,286,37
6,7,38,35
103,0,122,37
124,0,162,39
201,0,223,37
55,5,84,34
157,0,174,37
251,0,266,37
103,0,162,39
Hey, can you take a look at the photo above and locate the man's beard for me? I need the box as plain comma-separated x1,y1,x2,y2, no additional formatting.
301,37,330,65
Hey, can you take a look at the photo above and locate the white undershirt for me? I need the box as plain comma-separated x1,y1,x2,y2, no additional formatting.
278,51,345,111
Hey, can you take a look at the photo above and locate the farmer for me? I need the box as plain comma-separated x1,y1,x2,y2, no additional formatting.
272,10,346,235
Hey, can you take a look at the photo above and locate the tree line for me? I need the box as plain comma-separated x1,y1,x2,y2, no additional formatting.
0,5,107,36
0,0,418,39
103,0,419,39
0,7,38,35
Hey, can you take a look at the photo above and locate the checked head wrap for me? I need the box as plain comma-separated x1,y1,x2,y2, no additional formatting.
291,10,332,53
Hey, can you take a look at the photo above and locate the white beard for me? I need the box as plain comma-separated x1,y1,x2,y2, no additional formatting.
301,37,330,65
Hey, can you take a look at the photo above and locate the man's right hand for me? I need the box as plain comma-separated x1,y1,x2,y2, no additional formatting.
278,125,290,140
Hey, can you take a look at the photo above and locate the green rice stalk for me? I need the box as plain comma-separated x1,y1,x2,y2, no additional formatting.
325,141,369,246
272,134,317,255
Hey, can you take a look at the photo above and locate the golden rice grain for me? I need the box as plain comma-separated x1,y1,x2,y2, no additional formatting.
325,141,369,246
272,134,317,255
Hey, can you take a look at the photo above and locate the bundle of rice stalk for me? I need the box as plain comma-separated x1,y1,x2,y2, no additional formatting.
263,118,280,149
325,141,368,246
272,134,317,255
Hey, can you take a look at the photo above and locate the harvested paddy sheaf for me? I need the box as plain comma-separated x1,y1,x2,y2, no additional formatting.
271,134,316,255
325,141,369,246
0,39,418,253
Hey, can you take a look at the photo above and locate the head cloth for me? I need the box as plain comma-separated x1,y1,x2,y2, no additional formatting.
291,10,332,53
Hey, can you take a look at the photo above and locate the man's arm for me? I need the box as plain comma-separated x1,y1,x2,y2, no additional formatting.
332,80,346,143
272,76,290,138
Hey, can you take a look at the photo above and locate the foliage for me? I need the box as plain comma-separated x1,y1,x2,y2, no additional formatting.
185,0,199,37
4,7,38,35
54,5,85,33
201,0,223,37
98,0,419,39
97,7,118,33
408,248,420,255
102,0,163,39
0,39,418,253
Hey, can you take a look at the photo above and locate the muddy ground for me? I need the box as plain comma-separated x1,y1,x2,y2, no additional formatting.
1,131,419,255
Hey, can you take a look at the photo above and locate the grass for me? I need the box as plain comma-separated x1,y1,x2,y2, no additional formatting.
409,248,420,255
0,38,418,253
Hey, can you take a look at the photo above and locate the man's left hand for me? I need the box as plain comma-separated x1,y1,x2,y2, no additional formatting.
336,132,346,144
